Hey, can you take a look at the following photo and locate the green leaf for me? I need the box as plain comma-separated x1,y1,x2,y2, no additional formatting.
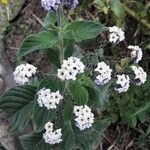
63,100,73,122
44,11,57,27
93,118,111,132
33,103,56,132
63,20,103,42
64,40,75,59
46,47,60,68
69,82,89,105
75,118,111,150
17,31,57,57
86,82,110,109
20,133,53,150
131,101,150,117
60,121,75,150
0,85,36,133
39,76,65,93
10,102,34,134
0,85,36,114
110,0,125,19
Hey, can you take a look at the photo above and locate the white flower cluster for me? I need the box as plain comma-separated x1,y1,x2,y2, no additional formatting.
115,74,130,93
94,61,112,85
108,26,125,44
57,57,85,81
43,121,62,145
13,63,37,85
74,105,94,131
41,0,61,11
37,88,63,109
128,45,143,63
131,66,147,86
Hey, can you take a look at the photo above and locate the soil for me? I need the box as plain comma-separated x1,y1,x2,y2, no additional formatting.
5,0,50,73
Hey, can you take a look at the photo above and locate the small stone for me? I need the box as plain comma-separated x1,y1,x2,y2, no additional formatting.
0,77,4,94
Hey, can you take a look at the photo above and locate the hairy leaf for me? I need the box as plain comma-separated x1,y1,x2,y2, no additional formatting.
20,133,53,150
60,121,75,150
110,0,125,19
69,82,89,105
17,31,57,57
33,103,56,132
63,20,103,42
0,85,36,133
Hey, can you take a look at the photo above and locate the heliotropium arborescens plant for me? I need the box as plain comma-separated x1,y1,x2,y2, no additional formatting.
0,0,148,149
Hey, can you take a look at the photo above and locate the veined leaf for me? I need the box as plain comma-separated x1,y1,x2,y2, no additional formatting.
69,82,89,105
17,31,57,57
20,133,53,150
10,102,34,134
63,100,73,122
63,20,103,42
39,76,65,93
33,103,56,132
60,121,75,150
44,11,57,27
0,85,36,133
110,0,125,19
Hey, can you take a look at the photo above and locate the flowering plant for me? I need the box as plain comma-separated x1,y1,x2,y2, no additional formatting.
0,0,149,149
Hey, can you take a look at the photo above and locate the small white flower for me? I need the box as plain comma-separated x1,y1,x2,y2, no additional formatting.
128,45,143,63
13,63,37,85
74,105,83,116
37,88,63,109
45,121,53,132
109,32,119,43
43,121,62,145
115,74,130,93
74,105,94,130
131,66,147,85
94,61,112,85
57,57,85,81
108,26,125,44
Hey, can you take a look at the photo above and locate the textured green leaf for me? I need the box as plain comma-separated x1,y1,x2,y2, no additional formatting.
33,103,56,132
44,11,57,27
75,118,111,150
70,82,89,105
63,100,73,122
60,121,75,150
0,85,36,133
10,102,34,134
46,47,60,68
0,85,36,114
39,76,65,93
63,20,103,42
86,82,110,109
20,133,53,150
110,0,125,18
17,31,57,57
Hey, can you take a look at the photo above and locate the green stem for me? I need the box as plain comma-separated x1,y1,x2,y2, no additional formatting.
57,7,64,65
124,6,150,30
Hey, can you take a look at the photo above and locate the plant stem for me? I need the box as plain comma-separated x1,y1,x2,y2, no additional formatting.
124,6,150,30
57,7,64,65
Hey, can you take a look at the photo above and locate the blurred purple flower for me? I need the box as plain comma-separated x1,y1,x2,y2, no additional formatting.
41,0,61,11
63,0,78,9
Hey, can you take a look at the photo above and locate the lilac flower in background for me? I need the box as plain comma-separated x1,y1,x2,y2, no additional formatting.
63,0,78,9
41,0,61,11
41,0,78,11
